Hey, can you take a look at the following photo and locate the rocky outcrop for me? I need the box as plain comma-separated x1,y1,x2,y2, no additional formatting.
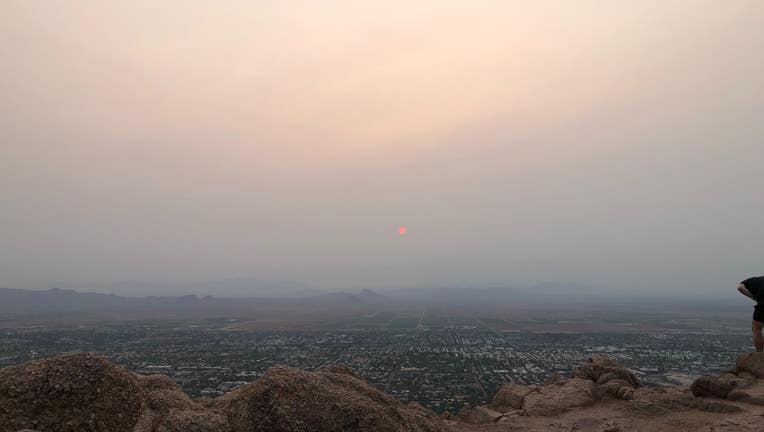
486,357,637,419
456,406,503,424
690,373,754,398
0,353,445,432
627,386,742,415
688,353,764,410
573,356,637,385
736,352,764,378
4,352,764,432
480,358,637,418
407,401,445,423
214,365,447,432
475,355,754,424
573,356,639,400
134,374,231,432
522,378,601,416
489,383,537,411
0,353,145,432
542,373,566,385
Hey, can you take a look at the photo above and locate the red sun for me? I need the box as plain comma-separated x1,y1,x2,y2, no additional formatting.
398,227,408,236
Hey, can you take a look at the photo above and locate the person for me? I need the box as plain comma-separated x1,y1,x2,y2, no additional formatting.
738,276,764,352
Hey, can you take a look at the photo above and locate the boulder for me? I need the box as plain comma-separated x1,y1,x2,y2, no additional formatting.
490,382,537,411
573,356,639,389
736,352,764,378
600,379,636,400
456,406,503,424
690,373,754,398
522,378,601,416
0,352,144,432
214,365,448,432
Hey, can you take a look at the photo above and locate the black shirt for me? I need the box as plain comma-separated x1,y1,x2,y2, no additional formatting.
741,276,764,301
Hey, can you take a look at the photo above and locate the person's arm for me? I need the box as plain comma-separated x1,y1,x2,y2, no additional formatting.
738,284,756,301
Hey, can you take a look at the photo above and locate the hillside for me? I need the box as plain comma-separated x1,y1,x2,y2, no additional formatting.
0,287,389,323
2,352,764,432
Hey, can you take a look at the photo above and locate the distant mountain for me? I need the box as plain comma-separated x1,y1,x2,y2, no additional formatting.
58,277,324,298
0,288,143,316
0,287,386,320
379,282,745,311
384,284,546,306
301,289,388,305
0,283,745,322
358,288,387,302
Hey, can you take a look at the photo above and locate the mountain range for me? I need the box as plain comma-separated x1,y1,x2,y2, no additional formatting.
0,283,747,321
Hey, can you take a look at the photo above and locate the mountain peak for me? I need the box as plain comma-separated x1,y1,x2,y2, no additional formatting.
358,288,385,299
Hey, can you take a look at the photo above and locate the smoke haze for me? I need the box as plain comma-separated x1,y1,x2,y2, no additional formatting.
1,1,762,296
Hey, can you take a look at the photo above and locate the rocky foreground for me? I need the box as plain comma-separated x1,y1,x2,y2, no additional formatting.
1,353,764,432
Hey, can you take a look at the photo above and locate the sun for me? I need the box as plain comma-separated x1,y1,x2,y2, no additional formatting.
398,227,408,236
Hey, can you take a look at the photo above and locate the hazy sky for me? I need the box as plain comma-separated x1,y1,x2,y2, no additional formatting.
2,1,762,296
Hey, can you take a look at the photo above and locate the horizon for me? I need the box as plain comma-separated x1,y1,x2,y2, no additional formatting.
0,279,747,303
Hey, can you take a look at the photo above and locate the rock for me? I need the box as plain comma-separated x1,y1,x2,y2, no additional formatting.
690,373,754,398
573,356,639,389
736,370,756,380
600,379,636,400
726,384,764,406
572,357,638,401
0,352,144,432
215,365,448,432
139,375,199,412
1,354,449,432
572,416,601,431
544,373,566,386
456,406,503,424
692,399,743,413
490,382,537,411
5,352,763,432
522,378,601,416
406,401,445,424
736,352,764,378
497,411,522,423
149,411,232,432
627,387,742,415
726,389,751,401
320,364,362,380
599,421,624,432
134,374,230,432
